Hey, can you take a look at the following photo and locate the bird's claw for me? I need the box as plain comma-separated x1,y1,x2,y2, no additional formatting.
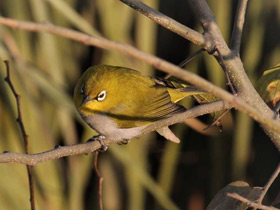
88,135,108,152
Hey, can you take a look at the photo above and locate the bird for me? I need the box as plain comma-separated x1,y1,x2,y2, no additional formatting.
74,64,203,148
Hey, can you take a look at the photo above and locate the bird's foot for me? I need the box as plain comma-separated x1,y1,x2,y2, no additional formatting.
117,139,130,145
88,135,108,152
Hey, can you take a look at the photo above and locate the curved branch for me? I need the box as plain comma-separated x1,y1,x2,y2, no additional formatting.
120,0,214,52
0,141,102,165
0,101,229,165
0,16,280,149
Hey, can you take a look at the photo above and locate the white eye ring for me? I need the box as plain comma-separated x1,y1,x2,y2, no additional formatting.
97,90,106,101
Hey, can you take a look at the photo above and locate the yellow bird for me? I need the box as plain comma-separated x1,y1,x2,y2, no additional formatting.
74,65,202,147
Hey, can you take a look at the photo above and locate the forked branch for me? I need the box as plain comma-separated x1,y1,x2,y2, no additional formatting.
227,193,279,210
228,163,280,210
121,0,280,149
255,164,280,209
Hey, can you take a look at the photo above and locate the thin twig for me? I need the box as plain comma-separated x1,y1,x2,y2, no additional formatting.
227,193,280,210
178,48,230,133
94,152,104,210
185,118,219,136
178,48,205,68
210,48,236,131
203,109,231,131
215,48,237,95
230,0,249,53
165,48,204,79
4,61,29,149
4,61,36,210
255,164,280,209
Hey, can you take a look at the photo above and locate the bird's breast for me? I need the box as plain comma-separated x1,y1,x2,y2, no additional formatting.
80,112,147,140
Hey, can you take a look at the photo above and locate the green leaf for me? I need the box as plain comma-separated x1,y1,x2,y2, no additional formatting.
257,64,280,108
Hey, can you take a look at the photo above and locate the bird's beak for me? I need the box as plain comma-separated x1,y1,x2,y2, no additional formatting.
80,95,92,106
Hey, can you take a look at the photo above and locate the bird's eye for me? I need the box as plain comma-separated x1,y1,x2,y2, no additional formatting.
97,90,106,101
80,83,85,95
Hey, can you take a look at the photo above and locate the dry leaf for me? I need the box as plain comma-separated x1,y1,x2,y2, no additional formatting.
206,181,262,210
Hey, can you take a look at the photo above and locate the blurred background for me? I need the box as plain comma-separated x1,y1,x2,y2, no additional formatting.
0,0,279,209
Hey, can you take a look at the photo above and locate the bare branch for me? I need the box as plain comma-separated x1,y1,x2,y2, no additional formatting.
256,164,280,209
119,0,280,148
178,48,205,68
203,109,231,131
165,48,204,79
187,0,248,93
0,101,229,165
94,152,104,210
185,118,219,136
230,0,249,53
0,16,280,149
0,141,99,165
186,0,280,149
4,61,29,150
227,193,280,210
4,61,36,210
187,0,258,97
142,100,230,136
120,0,213,51
215,48,237,95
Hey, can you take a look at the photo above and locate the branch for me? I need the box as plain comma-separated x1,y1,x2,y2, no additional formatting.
230,0,249,53
227,193,280,210
0,16,280,149
4,61,29,152
187,0,255,98
227,164,280,210
4,61,36,210
120,0,214,52
256,164,280,209
0,141,102,165
142,100,230,135
185,0,280,149
215,48,236,94
0,101,229,165
94,152,104,210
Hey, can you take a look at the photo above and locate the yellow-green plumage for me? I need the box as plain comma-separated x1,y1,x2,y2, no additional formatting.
74,65,202,143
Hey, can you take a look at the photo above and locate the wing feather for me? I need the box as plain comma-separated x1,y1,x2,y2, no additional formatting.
108,74,186,128
141,89,186,120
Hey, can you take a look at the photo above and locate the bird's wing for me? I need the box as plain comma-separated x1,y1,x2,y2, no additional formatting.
140,89,186,121
109,88,185,128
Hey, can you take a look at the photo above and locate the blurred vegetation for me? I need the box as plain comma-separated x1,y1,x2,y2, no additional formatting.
0,0,279,209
